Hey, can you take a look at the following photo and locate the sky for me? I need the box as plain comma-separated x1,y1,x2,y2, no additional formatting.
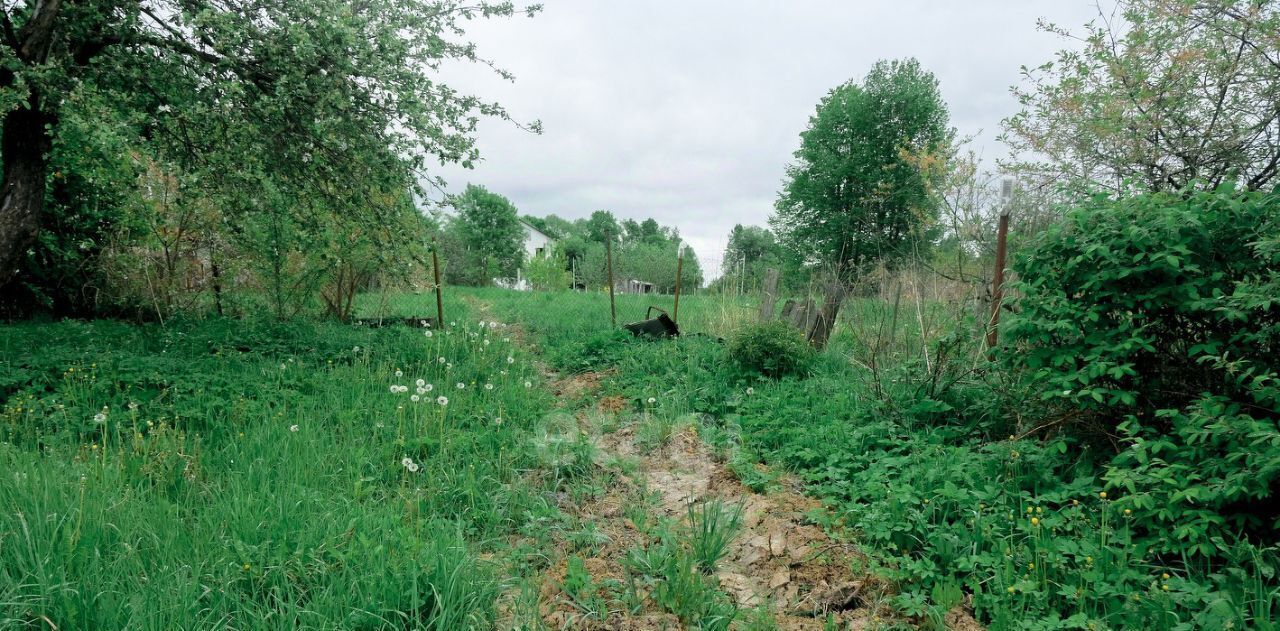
433,1,1102,281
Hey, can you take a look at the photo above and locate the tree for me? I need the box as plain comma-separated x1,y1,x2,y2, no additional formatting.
1002,1,1280,195
452,184,525,284
583,209,620,244
772,59,951,280
0,0,539,291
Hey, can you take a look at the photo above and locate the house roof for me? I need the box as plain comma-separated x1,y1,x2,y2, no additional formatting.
518,220,555,243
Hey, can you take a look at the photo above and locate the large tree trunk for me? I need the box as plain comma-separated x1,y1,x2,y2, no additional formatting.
0,0,65,289
0,103,52,287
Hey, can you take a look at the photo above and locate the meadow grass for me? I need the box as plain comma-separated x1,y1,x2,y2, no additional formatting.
0,296,560,629
477,286,1280,631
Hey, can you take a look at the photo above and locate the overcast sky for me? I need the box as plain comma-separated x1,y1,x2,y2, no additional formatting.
434,1,1102,281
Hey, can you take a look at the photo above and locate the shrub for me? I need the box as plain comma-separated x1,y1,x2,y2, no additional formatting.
725,321,815,379
1005,188,1280,558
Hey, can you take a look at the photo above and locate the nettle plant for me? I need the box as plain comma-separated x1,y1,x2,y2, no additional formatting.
1005,188,1280,560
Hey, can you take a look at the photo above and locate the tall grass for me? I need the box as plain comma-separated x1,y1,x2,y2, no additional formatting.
0,299,556,628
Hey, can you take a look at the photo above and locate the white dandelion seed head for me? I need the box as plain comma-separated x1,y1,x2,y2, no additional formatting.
416,386,426,395
289,424,299,432
489,321,498,329
407,462,419,473
483,339,490,346
507,356,515,364
353,346,361,352
395,370,403,378
389,385,397,393
410,394,420,402
436,396,448,406
92,412,107,424
484,383,493,390
647,397,656,405
524,381,532,389
494,417,503,425
449,321,456,327
424,383,434,392
445,363,452,370
746,387,754,395
425,330,433,338
280,363,287,370
401,456,413,467
437,357,446,364
456,382,465,390
127,401,139,411
500,369,508,376
416,379,426,387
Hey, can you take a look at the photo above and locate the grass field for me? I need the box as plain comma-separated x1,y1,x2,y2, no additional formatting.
2,287,1276,630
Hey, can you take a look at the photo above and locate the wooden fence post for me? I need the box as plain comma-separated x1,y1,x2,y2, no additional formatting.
986,210,1010,350
431,236,444,327
807,279,846,350
673,246,683,323
606,231,617,328
758,268,779,322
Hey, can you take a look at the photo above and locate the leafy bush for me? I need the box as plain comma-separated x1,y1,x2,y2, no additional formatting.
1006,188,1280,558
725,321,815,379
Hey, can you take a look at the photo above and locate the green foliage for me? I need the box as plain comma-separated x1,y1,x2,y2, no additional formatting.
523,246,571,291
450,184,526,285
0,301,560,628
687,500,744,574
726,321,815,379
1006,189,1280,559
481,287,1280,630
772,58,951,277
1002,1,1280,194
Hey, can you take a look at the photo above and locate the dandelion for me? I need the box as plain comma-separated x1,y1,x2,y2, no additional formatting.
503,337,510,343
424,383,434,392
484,383,494,390
494,417,503,426
1099,491,1108,499
746,387,754,395
280,363,287,370
647,397,656,405
416,378,426,387
507,356,515,364
489,321,498,329
353,346,361,352
389,385,397,393
524,381,532,388
449,321,456,327
128,401,139,411
1031,517,1040,526
401,456,414,467
446,362,453,370
425,330,433,338
456,382,465,390
411,394,420,402
438,357,446,364
483,339,490,346
289,424,299,432
407,461,419,473
1161,573,1170,580
395,370,403,378
436,396,448,406
93,407,108,424
1123,508,1132,516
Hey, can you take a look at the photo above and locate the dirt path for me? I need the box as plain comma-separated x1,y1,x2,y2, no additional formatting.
472,298,975,630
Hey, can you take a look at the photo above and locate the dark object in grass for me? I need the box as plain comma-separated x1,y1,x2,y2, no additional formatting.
353,317,439,329
623,306,679,338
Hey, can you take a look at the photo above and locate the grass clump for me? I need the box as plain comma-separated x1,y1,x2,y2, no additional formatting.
725,321,815,379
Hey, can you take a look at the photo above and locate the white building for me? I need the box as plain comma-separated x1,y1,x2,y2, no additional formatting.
498,220,556,290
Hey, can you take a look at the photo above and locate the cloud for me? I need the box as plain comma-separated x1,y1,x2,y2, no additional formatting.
432,0,1099,280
